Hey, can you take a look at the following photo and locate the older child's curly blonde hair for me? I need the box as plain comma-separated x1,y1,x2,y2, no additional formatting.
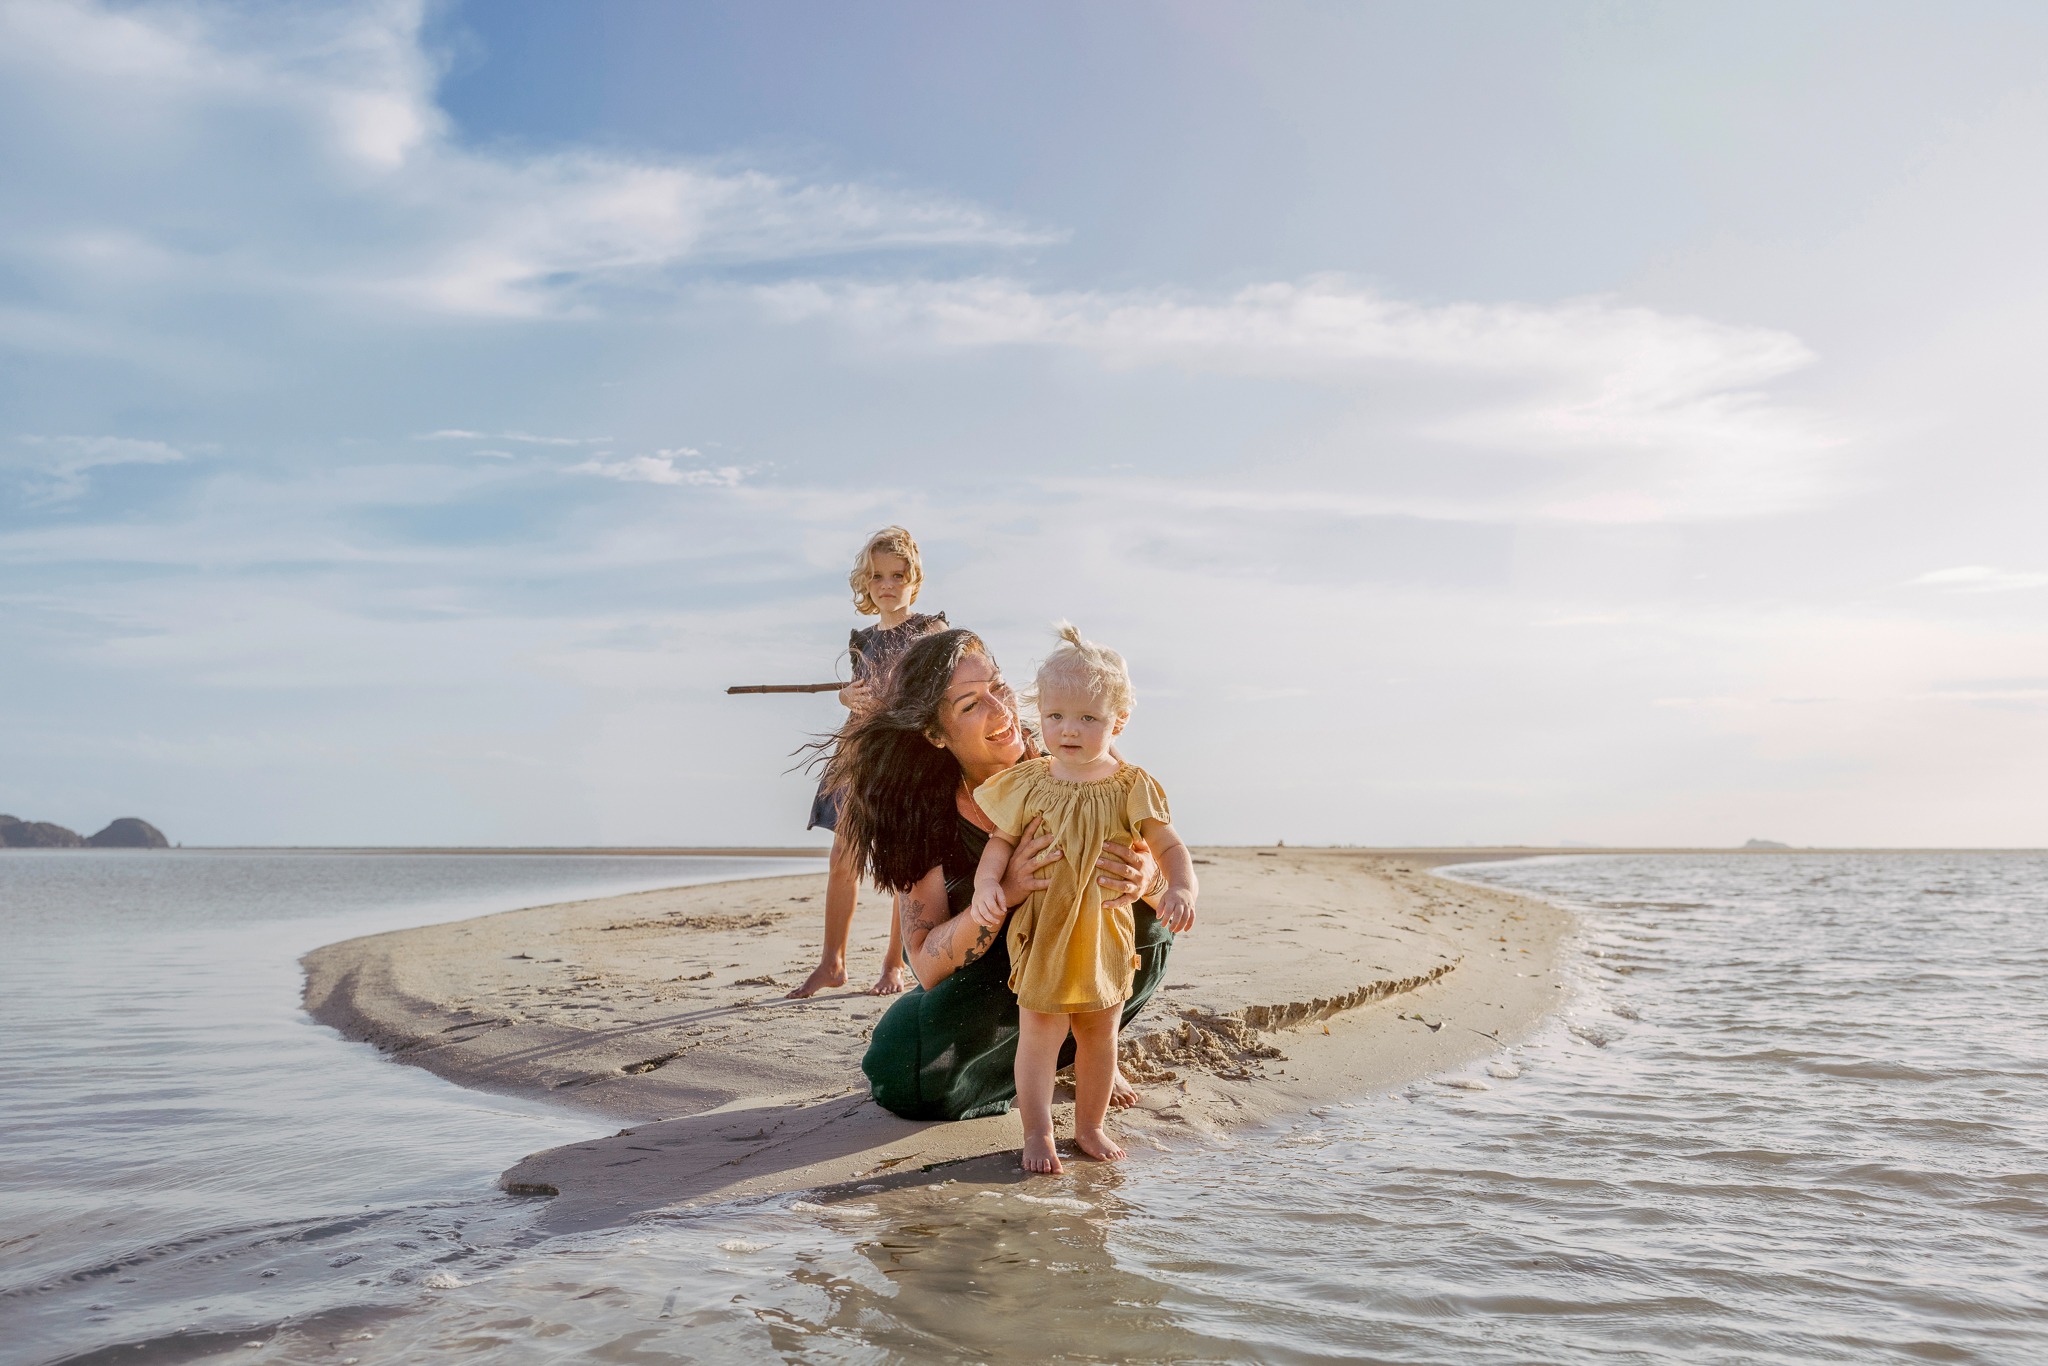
1030,621,1136,718
847,525,924,616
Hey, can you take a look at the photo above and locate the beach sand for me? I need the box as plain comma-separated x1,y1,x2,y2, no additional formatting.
302,848,1569,1228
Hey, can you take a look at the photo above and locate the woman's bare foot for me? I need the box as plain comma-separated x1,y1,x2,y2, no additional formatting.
786,960,847,999
869,962,912,995
1074,1126,1126,1162
1022,1132,1064,1174
1109,1069,1139,1108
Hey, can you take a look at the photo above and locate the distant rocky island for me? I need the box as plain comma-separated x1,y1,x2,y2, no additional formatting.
0,815,170,849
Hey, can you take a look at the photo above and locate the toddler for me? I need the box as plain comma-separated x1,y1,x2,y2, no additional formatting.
970,624,1197,1173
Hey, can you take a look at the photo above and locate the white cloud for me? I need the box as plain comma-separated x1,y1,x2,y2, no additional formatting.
497,431,611,447
762,275,1842,521
1910,565,2048,593
0,0,1046,326
9,433,186,500
416,430,608,446
570,448,746,487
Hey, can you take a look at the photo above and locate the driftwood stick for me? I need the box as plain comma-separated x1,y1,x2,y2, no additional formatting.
725,682,846,695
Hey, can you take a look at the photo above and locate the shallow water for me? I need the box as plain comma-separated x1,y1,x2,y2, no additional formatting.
6,853,2046,1364
0,850,823,1363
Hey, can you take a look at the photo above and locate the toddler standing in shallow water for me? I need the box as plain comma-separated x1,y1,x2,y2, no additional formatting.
970,624,1198,1173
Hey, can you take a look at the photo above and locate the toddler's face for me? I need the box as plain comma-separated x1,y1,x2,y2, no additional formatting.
1037,680,1125,767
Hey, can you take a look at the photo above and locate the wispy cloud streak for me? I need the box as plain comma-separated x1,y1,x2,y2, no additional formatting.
762,276,1841,521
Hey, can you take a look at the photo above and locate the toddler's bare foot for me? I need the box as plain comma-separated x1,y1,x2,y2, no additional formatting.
1074,1126,1126,1162
786,961,847,999
1110,1068,1139,1109
869,963,911,995
1021,1133,1063,1175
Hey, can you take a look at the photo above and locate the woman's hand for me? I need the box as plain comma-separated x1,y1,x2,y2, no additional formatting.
1097,836,1158,911
999,815,1062,907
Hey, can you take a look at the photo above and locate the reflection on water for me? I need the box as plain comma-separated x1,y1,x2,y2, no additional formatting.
311,1174,1236,1364
6,853,2047,1364
0,851,821,1364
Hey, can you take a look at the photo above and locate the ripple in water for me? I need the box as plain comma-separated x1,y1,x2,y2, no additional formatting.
7,852,2046,1363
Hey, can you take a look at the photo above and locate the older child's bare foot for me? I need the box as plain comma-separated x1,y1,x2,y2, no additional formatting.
868,963,911,995
1021,1133,1064,1174
787,961,846,999
1109,1069,1139,1108
1074,1127,1126,1162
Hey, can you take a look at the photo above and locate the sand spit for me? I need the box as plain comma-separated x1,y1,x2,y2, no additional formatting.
302,848,1569,1228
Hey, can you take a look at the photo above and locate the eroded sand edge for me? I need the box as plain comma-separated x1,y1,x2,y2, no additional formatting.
301,848,1570,1228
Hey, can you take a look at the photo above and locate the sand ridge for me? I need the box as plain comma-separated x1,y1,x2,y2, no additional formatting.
301,848,1570,1227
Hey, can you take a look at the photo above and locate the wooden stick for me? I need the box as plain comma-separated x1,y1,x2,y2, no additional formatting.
725,682,846,695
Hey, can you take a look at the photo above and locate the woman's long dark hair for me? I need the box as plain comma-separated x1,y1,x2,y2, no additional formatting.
822,628,990,892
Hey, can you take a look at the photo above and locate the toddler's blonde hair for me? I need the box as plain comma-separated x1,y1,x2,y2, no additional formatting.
848,525,924,616
1032,621,1135,718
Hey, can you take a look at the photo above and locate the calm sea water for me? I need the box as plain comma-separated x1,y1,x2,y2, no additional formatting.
0,850,824,1364
5,852,2045,1364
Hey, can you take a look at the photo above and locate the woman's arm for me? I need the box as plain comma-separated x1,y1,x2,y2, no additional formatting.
896,865,1005,989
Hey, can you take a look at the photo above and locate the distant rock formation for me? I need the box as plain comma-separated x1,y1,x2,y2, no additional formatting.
87,817,170,849
0,815,85,848
1,814,170,849
1742,838,1792,850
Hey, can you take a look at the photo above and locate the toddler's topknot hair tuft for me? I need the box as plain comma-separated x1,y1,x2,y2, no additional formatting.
1031,621,1135,717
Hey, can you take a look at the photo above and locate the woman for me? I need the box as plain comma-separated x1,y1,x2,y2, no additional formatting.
827,628,1174,1121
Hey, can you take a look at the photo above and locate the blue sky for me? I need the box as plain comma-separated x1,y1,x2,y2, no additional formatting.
3,0,2045,847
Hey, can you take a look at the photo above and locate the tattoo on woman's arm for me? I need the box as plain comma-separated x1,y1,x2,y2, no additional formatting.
960,920,998,966
905,894,943,935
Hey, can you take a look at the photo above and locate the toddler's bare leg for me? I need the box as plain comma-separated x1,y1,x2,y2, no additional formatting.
789,832,859,998
1069,1005,1127,1161
1015,1009,1069,1174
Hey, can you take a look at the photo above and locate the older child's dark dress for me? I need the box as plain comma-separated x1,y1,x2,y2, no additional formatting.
807,612,947,831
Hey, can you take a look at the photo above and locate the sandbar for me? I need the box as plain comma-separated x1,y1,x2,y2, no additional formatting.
302,848,1570,1228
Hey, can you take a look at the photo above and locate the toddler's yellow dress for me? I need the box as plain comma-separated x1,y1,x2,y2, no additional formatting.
973,758,1172,1015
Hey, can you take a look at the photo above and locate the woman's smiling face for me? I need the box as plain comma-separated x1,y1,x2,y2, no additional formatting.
933,650,1026,782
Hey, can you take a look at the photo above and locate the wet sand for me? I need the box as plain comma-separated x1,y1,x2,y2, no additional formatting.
302,848,1570,1227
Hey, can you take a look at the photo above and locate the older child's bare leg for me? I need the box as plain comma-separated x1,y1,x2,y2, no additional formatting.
1069,1005,1127,1161
788,832,859,999
871,893,909,995
1015,1008,1070,1174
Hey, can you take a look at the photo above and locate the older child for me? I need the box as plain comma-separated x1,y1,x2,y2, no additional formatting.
969,624,1197,1172
789,527,947,999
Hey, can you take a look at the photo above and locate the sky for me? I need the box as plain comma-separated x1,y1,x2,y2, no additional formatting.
3,0,2046,848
